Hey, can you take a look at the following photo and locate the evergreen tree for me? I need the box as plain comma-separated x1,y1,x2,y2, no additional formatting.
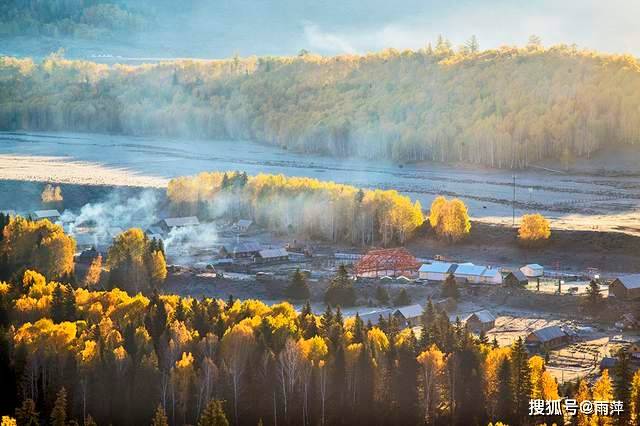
324,265,356,306
441,274,459,299
614,348,632,425
151,405,169,426
50,388,67,426
51,284,65,323
393,288,411,306
15,399,38,426
285,268,310,300
198,400,229,426
584,279,603,313
510,337,531,421
374,286,389,305
496,358,513,424
63,285,76,321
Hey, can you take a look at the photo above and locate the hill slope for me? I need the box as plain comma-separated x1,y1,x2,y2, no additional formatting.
1,46,640,167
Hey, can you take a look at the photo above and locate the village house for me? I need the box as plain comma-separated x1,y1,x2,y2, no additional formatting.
454,263,488,284
504,269,529,287
419,262,458,281
232,219,255,233
255,248,290,263
393,304,423,327
219,242,262,259
158,216,200,233
481,268,503,285
526,325,569,349
520,263,544,278
464,310,496,333
609,275,640,300
358,310,393,326
29,209,61,222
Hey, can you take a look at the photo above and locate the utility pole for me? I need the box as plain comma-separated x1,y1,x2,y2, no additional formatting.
512,175,516,227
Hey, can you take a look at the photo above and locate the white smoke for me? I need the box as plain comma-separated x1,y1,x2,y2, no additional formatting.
162,222,220,263
61,190,161,244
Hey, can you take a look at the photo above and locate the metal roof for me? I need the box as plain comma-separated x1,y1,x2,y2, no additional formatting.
455,264,487,276
358,309,393,325
530,325,567,342
395,304,423,319
481,268,501,278
163,216,200,227
464,309,496,324
223,242,262,254
419,262,457,274
506,269,528,282
258,248,289,259
615,274,640,290
236,219,253,227
524,263,543,270
31,209,61,219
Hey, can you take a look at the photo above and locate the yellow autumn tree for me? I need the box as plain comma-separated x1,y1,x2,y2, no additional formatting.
528,355,545,398
417,344,445,424
630,370,640,425
84,255,102,288
429,196,471,242
0,216,75,279
575,379,592,426
592,370,614,426
518,214,551,245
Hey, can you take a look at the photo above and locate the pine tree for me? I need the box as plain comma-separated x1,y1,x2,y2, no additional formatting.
614,348,632,425
496,358,513,424
441,274,459,299
374,286,389,305
15,399,39,426
198,399,229,426
51,284,65,323
151,405,169,426
50,388,67,426
63,285,76,321
584,279,603,314
510,337,531,421
393,288,411,306
285,268,310,300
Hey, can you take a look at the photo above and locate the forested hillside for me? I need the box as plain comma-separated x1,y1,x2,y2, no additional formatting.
0,0,148,39
2,44,640,167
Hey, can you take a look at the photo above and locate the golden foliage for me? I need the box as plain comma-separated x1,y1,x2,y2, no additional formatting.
429,196,471,242
41,184,63,203
5,47,640,167
167,172,424,244
1,217,75,279
518,214,551,244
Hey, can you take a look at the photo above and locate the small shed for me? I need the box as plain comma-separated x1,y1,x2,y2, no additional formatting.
464,310,496,333
76,247,101,264
521,264,544,278
609,275,640,300
29,209,61,222
629,342,640,360
504,269,529,287
255,248,290,263
454,264,487,284
220,242,262,259
419,262,458,281
526,325,569,348
159,216,200,232
394,304,423,327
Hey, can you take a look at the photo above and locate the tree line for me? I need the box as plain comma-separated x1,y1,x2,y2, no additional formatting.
2,277,640,425
2,44,640,167
167,171,424,246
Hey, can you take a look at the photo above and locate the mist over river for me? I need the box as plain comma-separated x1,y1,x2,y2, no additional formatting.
2,131,640,234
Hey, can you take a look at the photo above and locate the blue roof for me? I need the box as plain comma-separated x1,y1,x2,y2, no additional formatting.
419,262,457,274
455,264,486,276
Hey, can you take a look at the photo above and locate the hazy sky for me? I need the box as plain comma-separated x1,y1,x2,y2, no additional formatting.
293,0,639,55
9,0,638,59
149,0,638,58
